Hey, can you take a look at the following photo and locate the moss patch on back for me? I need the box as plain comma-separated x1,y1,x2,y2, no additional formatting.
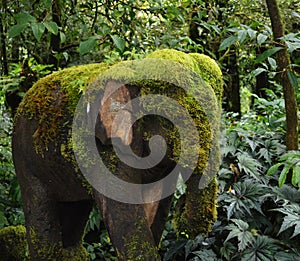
16,63,109,155
188,53,223,101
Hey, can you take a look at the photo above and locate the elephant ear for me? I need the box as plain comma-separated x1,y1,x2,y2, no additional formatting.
96,80,138,146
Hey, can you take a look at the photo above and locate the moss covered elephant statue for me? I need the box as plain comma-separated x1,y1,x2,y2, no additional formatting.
12,49,223,260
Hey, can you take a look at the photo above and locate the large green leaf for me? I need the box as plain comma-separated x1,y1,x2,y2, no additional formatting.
279,150,300,161
163,239,187,261
276,204,300,238
241,236,279,261
0,210,8,229
79,37,98,55
221,180,265,219
237,153,262,178
43,21,59,35
60,32,66,44
292,166,300,188
110,35,126,53
271,185,300,203
8,23,27,38
267,162,283,175
225,219,254,252
278,166,289,187
257,33,268,45
238,30,248,43
267,57,277,70
14,13,36,24
247,28,257,40
255,47,283,63
252,67,267,77
219,35,237,51
31,23,45,42
287,70,299,88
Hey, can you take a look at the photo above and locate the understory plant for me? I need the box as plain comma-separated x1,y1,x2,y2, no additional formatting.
161,90,300,261
1,67,299,260
0,92,24,229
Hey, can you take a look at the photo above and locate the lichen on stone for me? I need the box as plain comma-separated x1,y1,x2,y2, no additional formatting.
0,225,28,261
29,227,89,261
120,217,160,261
174,176,218,238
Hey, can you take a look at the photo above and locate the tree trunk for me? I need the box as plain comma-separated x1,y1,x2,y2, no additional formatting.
189,0,241,115
223,51,241,115
49,0,61,68
0,0,8,76
255,47,269,99
229,51,241,115
265,0,299,151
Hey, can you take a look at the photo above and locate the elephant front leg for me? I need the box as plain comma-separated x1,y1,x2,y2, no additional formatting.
174,174,218,238
142,178,177,245
95,192,161,261
92,162,160,260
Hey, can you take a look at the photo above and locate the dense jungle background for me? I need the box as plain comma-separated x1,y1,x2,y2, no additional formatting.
0,0,300,260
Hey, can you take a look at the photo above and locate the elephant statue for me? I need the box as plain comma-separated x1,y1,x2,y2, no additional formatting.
12,49,223,260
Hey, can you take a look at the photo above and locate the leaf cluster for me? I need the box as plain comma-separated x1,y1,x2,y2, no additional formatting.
161,90,300,260
0,94,24,229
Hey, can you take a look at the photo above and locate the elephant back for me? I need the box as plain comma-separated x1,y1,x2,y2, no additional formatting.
15,63,109,157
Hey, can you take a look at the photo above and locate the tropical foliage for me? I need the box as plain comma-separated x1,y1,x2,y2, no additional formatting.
0,0,299,260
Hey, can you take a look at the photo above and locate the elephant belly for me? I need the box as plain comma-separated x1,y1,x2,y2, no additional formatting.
12,116,91,202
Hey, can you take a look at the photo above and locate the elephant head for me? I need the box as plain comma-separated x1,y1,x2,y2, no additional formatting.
96,80,138,146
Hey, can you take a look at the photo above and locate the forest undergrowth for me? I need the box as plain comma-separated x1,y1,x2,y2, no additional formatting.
1,84,300,260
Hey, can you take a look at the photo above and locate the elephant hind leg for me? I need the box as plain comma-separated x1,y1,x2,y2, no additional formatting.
17,174,63,260
17,172,91,260
58,200,93,247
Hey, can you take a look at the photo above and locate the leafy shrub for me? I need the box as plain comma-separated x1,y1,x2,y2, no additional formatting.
268,150,300,188
84,206,117,260
161,90,300,260
0,92,24,229
0,59,299,260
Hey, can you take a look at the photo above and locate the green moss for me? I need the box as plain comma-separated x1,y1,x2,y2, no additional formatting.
15,63,109,192
144,50,222,238
0,225,28,261
120,218,160,261
147,50,221,237
16,63,109,156
0,225,90,261
188,53,223,101
147,48,198,73
29,227,89,261
147,49,223,100
174,177,218,238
